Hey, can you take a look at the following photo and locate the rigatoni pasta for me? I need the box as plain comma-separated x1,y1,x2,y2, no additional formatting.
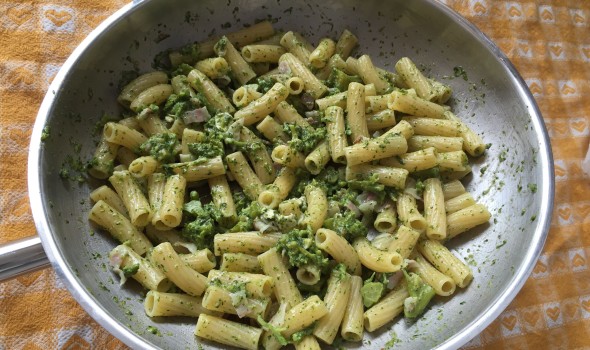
87,23,493,350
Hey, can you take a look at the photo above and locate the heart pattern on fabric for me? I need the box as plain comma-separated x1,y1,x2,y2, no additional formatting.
44,9,73,27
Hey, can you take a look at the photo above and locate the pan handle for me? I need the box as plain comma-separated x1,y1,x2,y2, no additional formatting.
0,236,50,282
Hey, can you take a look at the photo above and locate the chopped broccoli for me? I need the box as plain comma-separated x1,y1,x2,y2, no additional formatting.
257,208,298,233
225,137,266,156
230,200,295,233
333,263,349,281
326,68,363,92
204,112,234,142
276,228,329,271
181,198,221,250
360,273,389,308
315,167,347,196
230,201,265,232
283,123,326,154
172,63,193,77
41,126,51,142
403,270,435,318
188,139,224,159
326,87,340,96
121,263,139,277
331,187,359,208
289,170,312,198
232,191,249,213
140,133,179,162
413,166,440,180
213,37,229,56
348,173,385,195
323,211,367,243
256,76,275,93
415,179,426,195
163,91,192,120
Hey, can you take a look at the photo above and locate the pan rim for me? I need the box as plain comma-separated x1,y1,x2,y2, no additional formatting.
27,0,554,349
420,3,554,349
27,2,159,349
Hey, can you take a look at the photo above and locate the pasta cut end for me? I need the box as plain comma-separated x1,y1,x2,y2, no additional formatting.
390,252,403,268
261,279,274,297
270,146,287,163
363,316,378,333
315,230,327,246
134,211,151,228
241,47,253,61
232,87,247,106
439,280,456,296
286,78,304,95
103,123,116,141
88,168,109,180
375,220,396,233
342,330,363,342
457,273,474,289
152,220,170,231
409,218,427,232
470,144,487,157
144,291,157,316
205,250,216,265
304,159,322,175
334,155,346,164
258,190,279,208
296,267,321,285
162,214,181,228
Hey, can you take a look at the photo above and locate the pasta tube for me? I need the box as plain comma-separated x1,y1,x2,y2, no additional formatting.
363,285,409,332
315,228,361,275
109,170,152,227
423,178,447,240
195,314,263,350
346,82,369,142
144,291,214,318
89,200,152,255
301,183,328,232
234,83,289,125
109,244,170,291
446,203,491,239
353,238,402,273
214,232,281,256
341,275,364,341
418,240,473,288
258,247,303,309
151,242,207,296
325,105,347,163
313,268,352,344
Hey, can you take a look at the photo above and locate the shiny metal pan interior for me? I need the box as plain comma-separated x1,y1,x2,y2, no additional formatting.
28,0,553,348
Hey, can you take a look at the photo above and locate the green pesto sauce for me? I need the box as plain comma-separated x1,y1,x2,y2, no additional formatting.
41,126,51,142
121,263,139,277
140,133,179,162
276,228,329,270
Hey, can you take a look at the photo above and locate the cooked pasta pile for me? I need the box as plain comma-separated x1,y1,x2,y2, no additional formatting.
87,21,491,350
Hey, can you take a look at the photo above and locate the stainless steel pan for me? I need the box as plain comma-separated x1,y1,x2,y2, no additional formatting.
3,0,554,348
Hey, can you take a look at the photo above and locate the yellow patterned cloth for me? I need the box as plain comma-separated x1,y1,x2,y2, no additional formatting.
0,0,588,349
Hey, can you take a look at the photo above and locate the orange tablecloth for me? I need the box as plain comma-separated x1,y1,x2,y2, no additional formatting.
0,0,588,349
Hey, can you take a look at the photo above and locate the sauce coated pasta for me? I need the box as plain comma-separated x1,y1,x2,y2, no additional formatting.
88,22,491,349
